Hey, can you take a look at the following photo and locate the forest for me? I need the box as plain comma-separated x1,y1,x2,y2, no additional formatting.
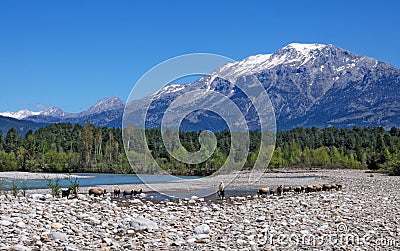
0,122,399,176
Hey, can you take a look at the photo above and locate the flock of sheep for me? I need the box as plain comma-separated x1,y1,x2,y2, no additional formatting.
84,183,343,200
87,187,143,198
257,183,343,197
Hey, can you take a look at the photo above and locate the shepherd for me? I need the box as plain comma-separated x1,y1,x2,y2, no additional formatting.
217,181,225,200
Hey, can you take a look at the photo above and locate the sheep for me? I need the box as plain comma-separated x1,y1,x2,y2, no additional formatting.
330,184,338,190
276,185,283,196
88,188,104,197
123,189,134,198
133,188,143,196
61,188,70,199
269,189,275,196
322,184,332,192
305,185,316,193
114,188,121,198
97,188,107,196
257,187,270,197
283,186,292,193
294,186,304,193
314,185,323,192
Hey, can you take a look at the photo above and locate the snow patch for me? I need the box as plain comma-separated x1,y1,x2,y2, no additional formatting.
285,43,326,53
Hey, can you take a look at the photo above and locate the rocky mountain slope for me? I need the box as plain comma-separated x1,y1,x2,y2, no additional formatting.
2,43,399,132
124,43,400,130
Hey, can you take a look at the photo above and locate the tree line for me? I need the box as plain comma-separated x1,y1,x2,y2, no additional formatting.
0,123,399,175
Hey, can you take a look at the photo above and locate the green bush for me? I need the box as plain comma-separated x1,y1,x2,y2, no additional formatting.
65,174,80,195
45,177,61,197
387,160,400,176
11,181,18,197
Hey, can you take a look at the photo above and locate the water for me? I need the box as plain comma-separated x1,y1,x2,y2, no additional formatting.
0,173,200,190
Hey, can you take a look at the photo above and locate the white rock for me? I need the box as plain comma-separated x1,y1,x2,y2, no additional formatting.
47,231,67,241
16,221,26,228
8,244,31,251
103,237,113,244
300,230,310,235
200,206,209,212
187,237,196,243
0,220,12,226
31,194,46,201
211,205,221,211
194,224,210,234
237,239,247,245
64,244,80,251
88,217,101,225
130,217,158,231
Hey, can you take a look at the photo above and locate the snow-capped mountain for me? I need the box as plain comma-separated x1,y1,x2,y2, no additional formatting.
0,97,125,129
0,110,42,120
3,43,400,132
0,106,71,120
125,43,400,130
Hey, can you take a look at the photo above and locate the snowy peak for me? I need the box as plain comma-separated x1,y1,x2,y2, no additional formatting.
217,43,383,77
41,107,69,117
282,43,326,53
0,110,41,120
0,107,68,120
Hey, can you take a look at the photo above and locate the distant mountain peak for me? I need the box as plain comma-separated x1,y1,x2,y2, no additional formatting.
0,109,41,120
79,96,124,116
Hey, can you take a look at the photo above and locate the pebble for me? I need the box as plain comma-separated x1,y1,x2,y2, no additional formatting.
0,220,12,226
47,231,67,241
51,222,63,230
194,224,210,234
129,217,158,231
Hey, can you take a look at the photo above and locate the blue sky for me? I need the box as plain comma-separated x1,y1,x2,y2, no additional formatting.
1,0,399,113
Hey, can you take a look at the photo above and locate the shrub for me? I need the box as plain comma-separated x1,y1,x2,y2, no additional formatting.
65,174,80,195
11,181,18,197
45,176,61,197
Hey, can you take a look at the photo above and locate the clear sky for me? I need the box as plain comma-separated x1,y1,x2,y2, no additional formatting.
1,0,399,113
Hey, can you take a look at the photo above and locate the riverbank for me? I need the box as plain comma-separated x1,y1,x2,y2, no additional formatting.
1,169,335,197
0,169,398,250
0,172,93,180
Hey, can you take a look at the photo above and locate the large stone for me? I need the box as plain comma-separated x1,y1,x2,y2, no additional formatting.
47,231,68,241
88,217,101,225
8,244,31,251
194,224,210,234
0,219,12,226
30,194,46,201
64,244,80,251
129,217,158,231
16,221,26,229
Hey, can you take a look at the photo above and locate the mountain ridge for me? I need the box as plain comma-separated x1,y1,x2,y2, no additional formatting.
2,43,400,131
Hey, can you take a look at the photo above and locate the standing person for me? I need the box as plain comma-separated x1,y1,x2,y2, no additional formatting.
218,181,225,200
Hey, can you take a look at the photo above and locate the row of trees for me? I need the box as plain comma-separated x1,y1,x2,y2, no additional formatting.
0,122,130,173
0,123,399,175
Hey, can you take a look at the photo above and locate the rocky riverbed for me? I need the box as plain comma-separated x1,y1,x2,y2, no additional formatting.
0,170,399,250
